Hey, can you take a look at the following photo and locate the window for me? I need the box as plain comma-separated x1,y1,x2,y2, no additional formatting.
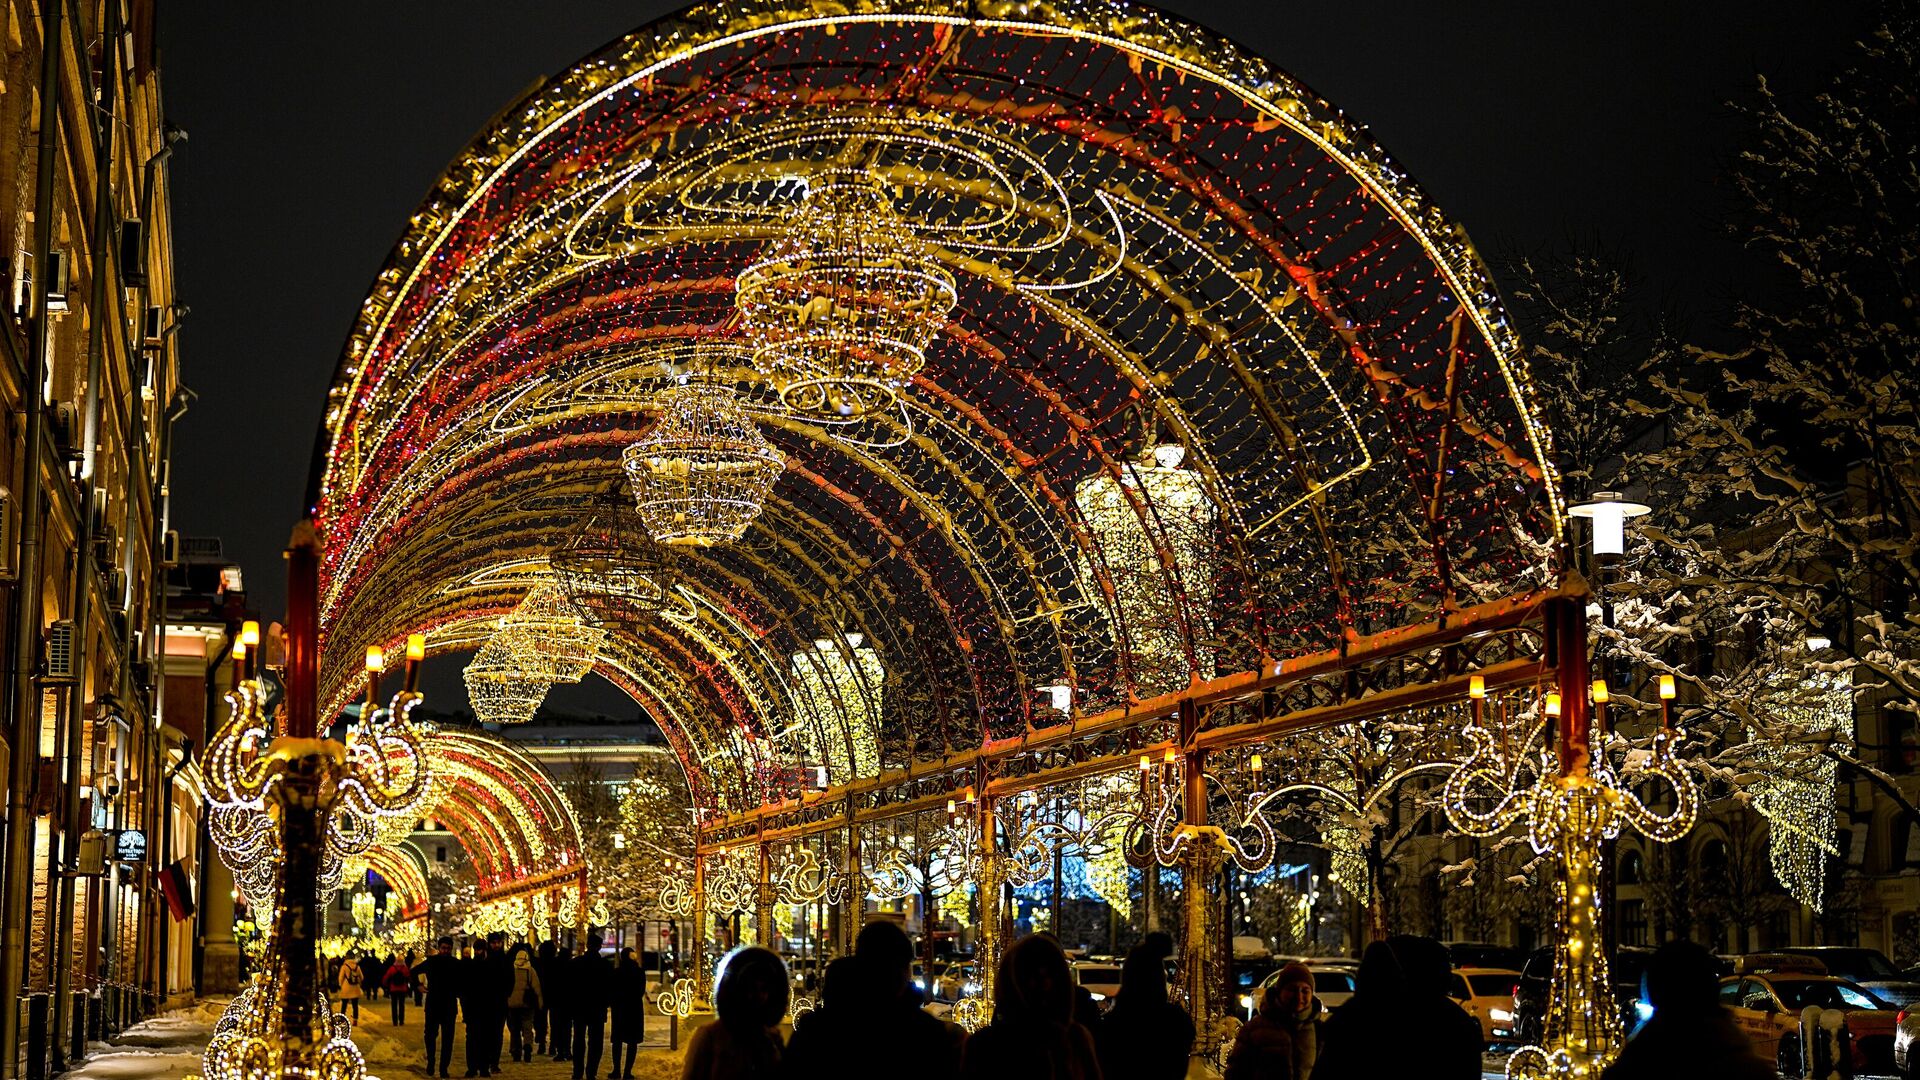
1618,850,1644,885
435,845,447,863
1719,980,1747,1007
1449,973,1471,1001
1620,899,1647,947
1742,982,1777,1012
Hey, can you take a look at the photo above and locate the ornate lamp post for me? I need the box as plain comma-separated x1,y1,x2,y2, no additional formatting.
201,524,434,1080
1445,497,1699,1080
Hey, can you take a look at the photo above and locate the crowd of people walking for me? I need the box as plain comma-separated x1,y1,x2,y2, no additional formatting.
323,928,1773,1080
327,932,650,1080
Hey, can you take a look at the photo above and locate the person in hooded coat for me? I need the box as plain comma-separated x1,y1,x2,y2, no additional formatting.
609,948,648,1079
1601,940,1772,1080
385,954,414,1026
1312,941,1407,1077
572,935,616,1080
1094,941,1194,1080
507,944,546,1063
682,945,788,1080
960,934,1101,1080
1387,935,1481,1080
1224,962,1318,1080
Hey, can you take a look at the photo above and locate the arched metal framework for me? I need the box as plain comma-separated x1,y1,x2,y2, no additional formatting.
418,730,588,915
312,1,1564,829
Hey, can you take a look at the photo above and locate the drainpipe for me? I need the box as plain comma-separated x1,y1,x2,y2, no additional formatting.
2,0,66,1073
153,737,192,1004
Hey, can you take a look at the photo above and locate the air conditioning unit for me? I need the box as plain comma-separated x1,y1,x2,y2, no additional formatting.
107,569,127,604
44,249,70,312
131,660,153,692
44,619,77,682
119,221,146,289
51,403,79,459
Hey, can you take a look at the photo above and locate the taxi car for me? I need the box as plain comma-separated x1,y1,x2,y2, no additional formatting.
1718,970,1897,1073
1449,967,1523,1044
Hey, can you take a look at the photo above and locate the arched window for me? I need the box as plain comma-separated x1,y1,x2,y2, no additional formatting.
1619,848,1644,885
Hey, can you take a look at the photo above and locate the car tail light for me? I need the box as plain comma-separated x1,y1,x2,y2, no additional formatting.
1900,1009,1909,1026
1512,983,1521,999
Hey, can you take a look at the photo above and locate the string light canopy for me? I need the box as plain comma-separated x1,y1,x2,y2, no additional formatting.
314,0,1564,813
737,167,959,418
623,380,786,546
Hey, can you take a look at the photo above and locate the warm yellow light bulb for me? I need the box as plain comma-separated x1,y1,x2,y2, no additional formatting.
1591,679,1609,704
1163,748,1177,765
232,642,247,660
1249,753,1263,772
366,646,385,673
1546,692,1562,717
1659,674,1676,700
406,633,426,661
239,621,260,647
1139,754,1151,772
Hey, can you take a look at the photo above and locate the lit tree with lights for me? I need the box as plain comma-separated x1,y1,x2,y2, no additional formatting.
1597,6,1920,912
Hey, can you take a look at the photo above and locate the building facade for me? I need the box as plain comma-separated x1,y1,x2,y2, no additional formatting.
0,1,189,1075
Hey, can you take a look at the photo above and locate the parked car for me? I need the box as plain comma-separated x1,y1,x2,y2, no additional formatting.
1449,967,1522,1044
1720,971,1897,1074
933,962,979,1003
1513,945,1668,1042
1780,947,1920,1008
1239,959,1360,1019
1893,1004,1920,1078
1072,960,1125,1006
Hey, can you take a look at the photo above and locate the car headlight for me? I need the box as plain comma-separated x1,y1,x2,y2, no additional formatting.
1088,992,1105,1002
1634,1001,1654,1022
1240,994,1254,1013
1489,1008,1513,1023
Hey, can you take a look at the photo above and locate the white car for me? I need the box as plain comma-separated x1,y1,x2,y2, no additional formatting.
1072,961,1125,1007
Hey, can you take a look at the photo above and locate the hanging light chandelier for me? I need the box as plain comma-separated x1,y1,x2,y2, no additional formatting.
497,582,606,681
623,380,785,546
462,635,552,725
551,485,680,632
736,168,957,418
1073,443,1218,697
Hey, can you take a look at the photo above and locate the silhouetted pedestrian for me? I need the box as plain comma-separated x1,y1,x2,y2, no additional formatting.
1601,940,1772,1080
362,952,384,1001
1388,935,1481,1080
543,940,574,1061
792,921,963,1080
385,954,414,1025
1095,941,1193,1080
1312,941,1406,1077
461,939,496,1077
960,934,1100,1080
782,956,861,1080
683,945,787,1080
573,934,615,1080
610,948,647,1079
508,944,546,1063
1225,963,1318,1080
486,933,514,1071
417,938,460,1077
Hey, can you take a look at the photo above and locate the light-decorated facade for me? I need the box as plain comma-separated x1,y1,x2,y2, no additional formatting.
301,2,1684,1076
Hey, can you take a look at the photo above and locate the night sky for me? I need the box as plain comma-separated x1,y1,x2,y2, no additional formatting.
156,2,1870,709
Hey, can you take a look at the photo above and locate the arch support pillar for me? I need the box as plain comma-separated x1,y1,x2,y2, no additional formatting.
755,840,774,948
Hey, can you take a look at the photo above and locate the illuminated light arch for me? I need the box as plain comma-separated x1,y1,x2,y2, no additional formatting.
417,730,587,904
312,0,1562,815
357,845,430,922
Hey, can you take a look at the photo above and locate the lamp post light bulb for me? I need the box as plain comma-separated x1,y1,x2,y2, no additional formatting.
1568,491,1652,557
365,646,385,673
232,642,247,660
1658,674,1677,700
1249,752,1263,773
240,621,260,647
1546,692,1562,718
1591,679,1609,704
406,634,427,661
1163,748,1177,766
1469,674,1485,699
1139,754,1151,772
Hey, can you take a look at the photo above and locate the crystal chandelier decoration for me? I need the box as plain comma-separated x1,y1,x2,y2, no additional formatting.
736,168,957,418
623,380,785,547
462,583,606,724
1073,443,1218,697
551,485,679,632
1751,663,1852,910
789,632,886,783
